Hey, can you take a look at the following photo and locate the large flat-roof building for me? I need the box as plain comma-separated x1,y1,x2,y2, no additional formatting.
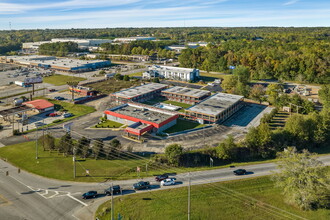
2,55,110,72
110,83,168,103
143,65,200,82
22,38,113,53
113,37,156,43
185,93,244,124
104,103,178,138
161,86,211,105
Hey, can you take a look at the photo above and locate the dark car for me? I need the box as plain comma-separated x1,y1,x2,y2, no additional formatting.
233,169,247,175
49,89,56,92
54,96,65,100
104,185,121,195
155,174,169,182
82,191,97,199
133,181,150,191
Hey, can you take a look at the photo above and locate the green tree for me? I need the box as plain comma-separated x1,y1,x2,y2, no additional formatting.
76,136,90,157
250,84,265,103
273,147,330,210
233,65,250,83
93,139,104,159
114,73,124,80
216,135,237,160
39,134,55,151
266,83,283,105
165,144,183,166
318,84,330,109
222,75,238,93
58,133,73,156
123,75,130,81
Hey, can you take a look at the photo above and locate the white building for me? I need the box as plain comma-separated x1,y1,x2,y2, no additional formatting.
165,45,199,53
22,38,113,53
113,37,156,43
143,65,200,82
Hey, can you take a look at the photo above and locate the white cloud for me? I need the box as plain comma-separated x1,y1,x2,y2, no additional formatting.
283,0,299,6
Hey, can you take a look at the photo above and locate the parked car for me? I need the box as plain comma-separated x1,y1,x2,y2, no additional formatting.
133,181,150,191
54,96,65,100
233,169,247,175
104,185,121,195
62,113,74,118
49,89,56,92
82,191,97,199
155,174,169,182
46,113,57,117
160,178,176,186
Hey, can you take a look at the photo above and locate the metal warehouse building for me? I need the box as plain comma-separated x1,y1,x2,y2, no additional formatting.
185,93,244,124
161,86,211,105
2,55,110,72
104,103,179,139
110,83,168,103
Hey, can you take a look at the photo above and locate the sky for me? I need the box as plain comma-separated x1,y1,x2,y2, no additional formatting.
0,0,329,30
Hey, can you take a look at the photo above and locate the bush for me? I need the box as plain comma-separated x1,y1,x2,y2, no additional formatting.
13,129,21,135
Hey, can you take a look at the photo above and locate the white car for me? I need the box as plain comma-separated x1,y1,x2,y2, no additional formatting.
160,178,176,186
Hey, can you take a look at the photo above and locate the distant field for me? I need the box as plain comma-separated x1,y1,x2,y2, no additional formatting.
128,71,143,77
87,78,140,94
43,74,86,86
96,174,330,220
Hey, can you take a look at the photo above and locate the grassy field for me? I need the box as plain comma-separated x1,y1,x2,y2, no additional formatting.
43,74,86,86
0,139,286,182
162,100,193,109
87,78,140,94
199,71,227,82
128,71,143,77
0,141,151,182
96,174,330,220
164,119,205,134
93,120,124,128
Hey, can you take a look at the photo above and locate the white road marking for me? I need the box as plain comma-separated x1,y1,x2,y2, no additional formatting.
48,191,59,199
67,194,88,207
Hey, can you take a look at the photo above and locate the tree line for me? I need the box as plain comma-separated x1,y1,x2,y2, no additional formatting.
39,133,122,160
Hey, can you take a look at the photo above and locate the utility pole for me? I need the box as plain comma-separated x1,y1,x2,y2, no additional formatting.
111,182,114,220
35,127,38,159
145,163,148,176
73,146,76,179
188,172,191,220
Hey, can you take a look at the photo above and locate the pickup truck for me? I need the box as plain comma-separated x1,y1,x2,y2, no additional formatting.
104,185,121,195
133,181,150,191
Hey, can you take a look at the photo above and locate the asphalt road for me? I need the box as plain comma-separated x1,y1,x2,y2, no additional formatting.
1,155,329,220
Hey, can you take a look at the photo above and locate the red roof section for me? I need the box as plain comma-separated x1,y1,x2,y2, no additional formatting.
24,99,54,110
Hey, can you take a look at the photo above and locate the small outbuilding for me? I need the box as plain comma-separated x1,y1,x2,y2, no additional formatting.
23,99,54,113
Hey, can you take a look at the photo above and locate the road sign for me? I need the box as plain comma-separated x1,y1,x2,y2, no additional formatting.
136,166,141,172
24,76,43,84
86,169,90,175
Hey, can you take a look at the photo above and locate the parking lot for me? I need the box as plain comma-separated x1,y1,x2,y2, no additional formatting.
223,103,268,127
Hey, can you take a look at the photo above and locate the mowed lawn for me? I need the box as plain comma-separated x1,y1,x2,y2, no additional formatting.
0,141,150,182
96,175,330,220
164,119,206,134
43,74,86,86
162,100,193,109
93,120,124,128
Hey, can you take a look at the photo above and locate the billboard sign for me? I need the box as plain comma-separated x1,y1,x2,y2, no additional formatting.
24,76,43,84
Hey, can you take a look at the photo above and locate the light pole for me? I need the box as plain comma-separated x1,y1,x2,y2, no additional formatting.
188,172,191,220
111,182,114,220
35,126,38,159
